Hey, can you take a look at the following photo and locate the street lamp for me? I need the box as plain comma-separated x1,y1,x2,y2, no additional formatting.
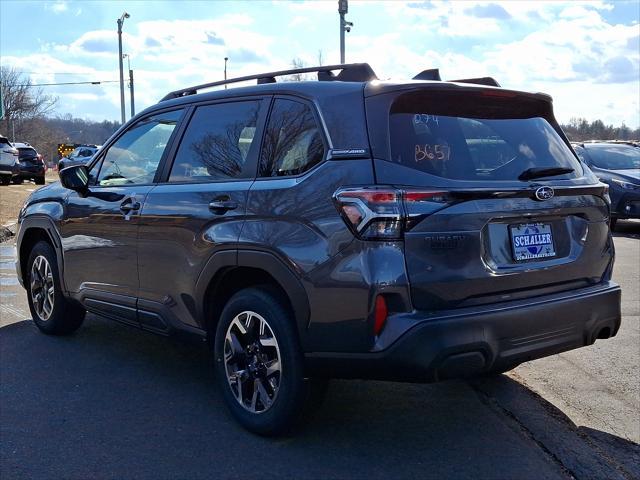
117,11,130,124
123,53,135,117
338,0,353,63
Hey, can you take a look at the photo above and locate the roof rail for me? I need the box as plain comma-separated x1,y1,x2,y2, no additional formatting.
448,77,501,87
160,63,379,101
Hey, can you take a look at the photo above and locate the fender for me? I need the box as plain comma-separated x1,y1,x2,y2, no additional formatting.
16,215,66,291
238,249,311,348
194,248,311,348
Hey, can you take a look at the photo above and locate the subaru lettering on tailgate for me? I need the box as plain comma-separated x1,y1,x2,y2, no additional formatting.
510,223,556,261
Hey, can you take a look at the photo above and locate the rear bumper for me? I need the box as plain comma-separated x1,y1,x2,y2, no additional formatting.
305,282,621,382
18,165,45,177
0,164,19,176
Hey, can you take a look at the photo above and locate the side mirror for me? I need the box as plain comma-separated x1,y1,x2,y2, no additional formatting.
59,164,89,191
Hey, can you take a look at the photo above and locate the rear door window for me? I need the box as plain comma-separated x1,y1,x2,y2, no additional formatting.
169,100,262,182
388,93,582,182
259,98,325,177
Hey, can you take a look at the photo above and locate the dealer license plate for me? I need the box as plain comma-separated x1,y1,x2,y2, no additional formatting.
510,223,556,261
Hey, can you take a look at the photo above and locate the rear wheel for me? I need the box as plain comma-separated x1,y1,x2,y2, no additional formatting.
26,241,85,335
12,177,23,184
214,287,309,436
35,176,45,185
0,176,9,186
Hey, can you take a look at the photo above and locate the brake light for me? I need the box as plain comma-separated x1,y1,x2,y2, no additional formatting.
373,295,388,336
334,187,450,240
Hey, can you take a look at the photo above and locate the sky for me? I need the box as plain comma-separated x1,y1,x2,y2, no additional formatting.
1,0,639,127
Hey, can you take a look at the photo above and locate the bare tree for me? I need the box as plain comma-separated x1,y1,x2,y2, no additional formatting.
0,67,57,140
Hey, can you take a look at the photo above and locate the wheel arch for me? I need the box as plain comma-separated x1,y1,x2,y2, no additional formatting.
17,216,65,291
196,249,311,349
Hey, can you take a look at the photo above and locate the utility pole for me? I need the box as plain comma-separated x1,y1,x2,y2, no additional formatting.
117,11,130,124
123,54,135,117
224,57,228,89
129,69,135,117
338,0,352,63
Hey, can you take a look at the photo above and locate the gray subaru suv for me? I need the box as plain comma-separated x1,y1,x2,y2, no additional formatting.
15,64,621,435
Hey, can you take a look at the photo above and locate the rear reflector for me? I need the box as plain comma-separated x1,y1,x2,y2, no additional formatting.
374,295,388,336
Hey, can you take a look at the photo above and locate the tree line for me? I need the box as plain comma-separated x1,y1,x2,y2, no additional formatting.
1,66,638,165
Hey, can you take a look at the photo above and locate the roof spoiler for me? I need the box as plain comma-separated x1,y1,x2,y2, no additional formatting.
161,63,379,101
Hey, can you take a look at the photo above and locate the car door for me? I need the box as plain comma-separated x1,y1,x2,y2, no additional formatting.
60,109,185,325
137,98,268,332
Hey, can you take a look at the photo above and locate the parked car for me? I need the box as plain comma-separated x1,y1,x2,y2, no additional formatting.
12,142,45,185
16,63,621,435
0,135,20,185
573,142,640,229
58,145,100,170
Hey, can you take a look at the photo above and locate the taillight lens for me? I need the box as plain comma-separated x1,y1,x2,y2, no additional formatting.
334,186,450,240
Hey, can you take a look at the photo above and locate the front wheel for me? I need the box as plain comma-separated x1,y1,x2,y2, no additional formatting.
214,287,308,436
35,176,45,185
12,177,23,184
26,241,85,335
1,176,10,185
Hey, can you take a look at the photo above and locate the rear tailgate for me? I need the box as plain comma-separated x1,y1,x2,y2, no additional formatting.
365,85,613,310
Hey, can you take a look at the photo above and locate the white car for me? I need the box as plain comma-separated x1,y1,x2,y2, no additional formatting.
0,135,20,185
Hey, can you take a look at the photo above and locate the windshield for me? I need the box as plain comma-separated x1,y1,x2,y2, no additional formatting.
586,145,640,170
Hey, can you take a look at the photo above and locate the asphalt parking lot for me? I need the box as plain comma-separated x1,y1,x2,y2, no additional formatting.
0,204,638,478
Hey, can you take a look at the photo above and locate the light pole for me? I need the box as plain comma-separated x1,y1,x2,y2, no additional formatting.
117,11,130,124
338,0,353,63
224,57,228,89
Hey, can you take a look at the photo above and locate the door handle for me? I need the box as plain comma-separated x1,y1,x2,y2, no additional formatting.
120,200,141,213
209,199,238,214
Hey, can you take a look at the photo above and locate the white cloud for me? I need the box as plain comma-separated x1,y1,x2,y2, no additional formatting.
45,1,68,13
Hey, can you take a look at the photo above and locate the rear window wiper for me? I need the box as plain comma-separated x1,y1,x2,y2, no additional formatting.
518,167,574,181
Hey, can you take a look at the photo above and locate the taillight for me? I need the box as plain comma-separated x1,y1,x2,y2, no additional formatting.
334,186,450,240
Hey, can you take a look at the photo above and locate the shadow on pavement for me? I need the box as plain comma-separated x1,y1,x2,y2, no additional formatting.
612,220,640,239
0,316,635,479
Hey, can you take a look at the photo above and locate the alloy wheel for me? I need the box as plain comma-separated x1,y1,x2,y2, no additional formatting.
223,310,282,414
30,255,55,321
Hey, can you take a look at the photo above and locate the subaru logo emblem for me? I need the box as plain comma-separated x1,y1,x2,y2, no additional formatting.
534,186,554,201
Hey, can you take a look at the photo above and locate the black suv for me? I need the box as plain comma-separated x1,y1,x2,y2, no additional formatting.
15,64,621,435
573,142,639,229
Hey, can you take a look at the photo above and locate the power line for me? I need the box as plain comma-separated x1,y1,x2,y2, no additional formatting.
15,80,120,87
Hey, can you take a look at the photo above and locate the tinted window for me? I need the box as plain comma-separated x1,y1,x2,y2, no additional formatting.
0,137,10,145
18,148,37,158
388,93,582,182
585,145,640,170
260,99,325,177
96,110,182,186
169,101,261,182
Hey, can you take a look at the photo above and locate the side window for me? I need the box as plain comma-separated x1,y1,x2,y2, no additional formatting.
260,99,325,177
169,101,261,182
96,109,183,186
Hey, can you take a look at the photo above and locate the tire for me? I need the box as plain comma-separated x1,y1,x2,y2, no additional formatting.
0,177,9,186
26,241,85,335
610,217,617,231
213,287,309,436
35,176,45,185
12,177,23,184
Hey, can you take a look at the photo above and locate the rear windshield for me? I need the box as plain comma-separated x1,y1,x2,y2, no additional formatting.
18,148,37,157
585,145,640,170
388,93,581,182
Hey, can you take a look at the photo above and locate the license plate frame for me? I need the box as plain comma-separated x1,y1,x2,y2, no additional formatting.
509,222,556,262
